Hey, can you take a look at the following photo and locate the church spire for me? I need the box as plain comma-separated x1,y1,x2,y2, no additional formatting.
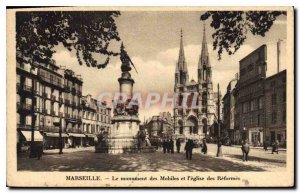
178,29,188,72
199,23,210,68
175,29,189,85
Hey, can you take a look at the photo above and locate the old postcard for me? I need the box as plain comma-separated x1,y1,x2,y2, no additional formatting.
6,6,294,187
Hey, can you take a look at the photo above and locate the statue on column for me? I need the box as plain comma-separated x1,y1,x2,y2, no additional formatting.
120,42,138,73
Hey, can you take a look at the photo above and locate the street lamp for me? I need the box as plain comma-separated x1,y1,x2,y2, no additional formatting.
216,83,222,157
53,116,63,154
29,65,37,158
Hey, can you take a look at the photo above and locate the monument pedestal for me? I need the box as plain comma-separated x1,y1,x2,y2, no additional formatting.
107,115,140,154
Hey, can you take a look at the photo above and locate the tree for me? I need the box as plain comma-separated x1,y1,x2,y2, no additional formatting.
16,11,121,68
200,11,286,60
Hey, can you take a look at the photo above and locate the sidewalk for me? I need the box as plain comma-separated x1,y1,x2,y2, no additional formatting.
229,144,286,152
43,146,94,154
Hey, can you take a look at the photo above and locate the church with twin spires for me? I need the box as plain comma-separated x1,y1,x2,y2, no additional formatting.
173,25,217,140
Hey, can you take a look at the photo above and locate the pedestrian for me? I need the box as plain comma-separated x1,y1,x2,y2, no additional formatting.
170,138,174,154
185,139,194,160
272,140,279,154
176,138,181,153
263,140,268,151
166,139,171,153
37,145,43,160
241,140,250,161
162,139,167,154
201,139,207,154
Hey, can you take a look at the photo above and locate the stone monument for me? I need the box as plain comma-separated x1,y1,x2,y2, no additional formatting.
107,43,141,154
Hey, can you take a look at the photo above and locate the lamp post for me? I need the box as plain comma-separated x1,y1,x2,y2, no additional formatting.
216,83,222,157
54,116,63,154
29,65,37,158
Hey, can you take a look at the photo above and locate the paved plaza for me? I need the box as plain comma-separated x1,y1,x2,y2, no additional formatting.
17,144,286,172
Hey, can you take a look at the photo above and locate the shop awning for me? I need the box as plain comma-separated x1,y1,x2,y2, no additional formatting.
20,130,43,141
44,132,68,138
68,133,85,138
85,134,97,138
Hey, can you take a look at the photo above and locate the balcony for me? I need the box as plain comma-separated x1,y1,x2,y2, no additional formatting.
42,92,49,99
71,87,76,94
50,110,55,116
65,114,71,119
51,95,56,101
17,83,33,94
65,99,70,105
17,124,31,130
59,112,64,118
40,126,59,133
17,102,31,113
59,97,63,104
64,85,71,92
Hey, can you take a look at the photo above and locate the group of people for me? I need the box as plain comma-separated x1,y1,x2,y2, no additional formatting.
162,138,174,154
162,138,208,160
264,140,280,154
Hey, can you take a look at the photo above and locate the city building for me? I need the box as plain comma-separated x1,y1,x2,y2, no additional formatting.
236,45,267,146
143,112,173,138
264,70,286,147
82,94,111,146
16,52,67,151
222,76,238,143
173,26,217,141
16,53,112,151
63,69,85,148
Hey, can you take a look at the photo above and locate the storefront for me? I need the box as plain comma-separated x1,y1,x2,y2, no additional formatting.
17,130,44,153
248,127,264,146
68,133,85,148
43,132,69,149
85,134,97,146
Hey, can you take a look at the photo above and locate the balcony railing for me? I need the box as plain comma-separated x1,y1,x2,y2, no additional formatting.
42,92,49,98
17,124,32,130
17,83,33,93
17,102,32,111
59,112,64,118
40,126,60,133
51,95,56,101
50,110,57,116
65,99,70,105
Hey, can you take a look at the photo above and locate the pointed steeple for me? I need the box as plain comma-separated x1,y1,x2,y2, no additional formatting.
199,23,210,68
178,29,187,72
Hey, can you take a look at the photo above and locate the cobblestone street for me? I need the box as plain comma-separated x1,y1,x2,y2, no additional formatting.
17,144,286,172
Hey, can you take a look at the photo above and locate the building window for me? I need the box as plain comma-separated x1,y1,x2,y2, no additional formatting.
250,100,255,111
259,97,263,109
272,94,277,105
271,112,277,124
257,114,260,126
240,68,246,76
270,81,276,88
243,103,247,113
247,64,254,72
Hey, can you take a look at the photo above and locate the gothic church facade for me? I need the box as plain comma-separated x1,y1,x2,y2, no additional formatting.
173,26,216,140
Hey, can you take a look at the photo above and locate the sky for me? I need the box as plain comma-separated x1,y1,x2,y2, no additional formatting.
52,11,287,121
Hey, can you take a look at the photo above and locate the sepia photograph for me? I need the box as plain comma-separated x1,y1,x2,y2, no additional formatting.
6,6,294,187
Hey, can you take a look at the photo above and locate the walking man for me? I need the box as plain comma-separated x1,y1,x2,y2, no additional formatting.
272,140,279,154
176,138,181,153
241,140,250,161
201,139,208,154
185,139,194,160
162,139,167,154
37,144,43,160
170,138,174,154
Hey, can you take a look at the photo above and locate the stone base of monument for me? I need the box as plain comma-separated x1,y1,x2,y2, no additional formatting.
94,115,156,154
